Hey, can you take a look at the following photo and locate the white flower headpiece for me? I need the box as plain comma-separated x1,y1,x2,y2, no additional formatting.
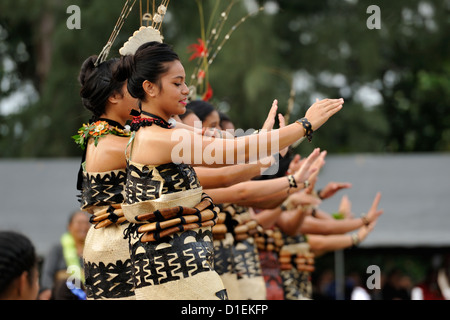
119,26,163,56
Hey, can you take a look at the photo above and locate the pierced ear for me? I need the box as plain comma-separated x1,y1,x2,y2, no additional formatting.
143,80,157,97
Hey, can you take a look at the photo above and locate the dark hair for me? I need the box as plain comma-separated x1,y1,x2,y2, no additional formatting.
179,108,194,121
114,41,180,101
78,56,125,120
186,100,216,122
0,231,38,295
219,111,232,126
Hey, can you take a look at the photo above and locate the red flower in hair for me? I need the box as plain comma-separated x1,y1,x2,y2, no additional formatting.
202,83,213,101
188,39,208,61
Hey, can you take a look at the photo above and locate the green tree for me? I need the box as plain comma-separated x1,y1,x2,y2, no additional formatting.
0,1,142,157
1,0,449,157
264,0,449,153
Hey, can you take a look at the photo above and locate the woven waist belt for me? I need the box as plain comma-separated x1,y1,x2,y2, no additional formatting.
213,216,261,242
212,212,228,240
278,250,315,272
89,204,127,229
212,203,266,243
254,228,284,252
133,193,219,243
233,219,259,241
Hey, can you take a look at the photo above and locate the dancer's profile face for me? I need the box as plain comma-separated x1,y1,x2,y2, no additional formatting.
202,110,221,130
149,60,190,120
182,113,202,127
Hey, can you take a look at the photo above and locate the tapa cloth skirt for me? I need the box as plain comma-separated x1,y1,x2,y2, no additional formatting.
214,233,242,300
83,218,135,300
122,188,227,300
232,237,266,300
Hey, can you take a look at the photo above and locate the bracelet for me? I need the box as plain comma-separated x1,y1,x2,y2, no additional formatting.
303,180,310,189
287,175,297,189
296,117,314,142
361,214,370,227
316,189,324,200
351,233,360,247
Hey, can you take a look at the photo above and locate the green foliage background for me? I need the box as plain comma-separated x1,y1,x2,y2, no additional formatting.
0,0,449,158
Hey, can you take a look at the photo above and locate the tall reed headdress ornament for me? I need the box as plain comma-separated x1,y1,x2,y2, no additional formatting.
187,1,264,102
94,0,170,67
94,0,137,67
119,0,171,56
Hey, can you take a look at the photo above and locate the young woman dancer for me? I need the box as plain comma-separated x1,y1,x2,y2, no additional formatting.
114,41,343,299
75,56,138,300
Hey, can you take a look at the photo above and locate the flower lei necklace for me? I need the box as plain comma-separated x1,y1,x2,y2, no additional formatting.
72,120,131,150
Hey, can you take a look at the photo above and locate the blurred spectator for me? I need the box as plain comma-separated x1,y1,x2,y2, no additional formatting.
382,268,411,300
38,210,90,300
0,231,40,300
412,254,450,300
349,271,372,300
313,269,335,300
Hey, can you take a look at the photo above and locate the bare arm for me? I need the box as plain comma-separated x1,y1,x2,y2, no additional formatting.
312,194,354,220
194,156,276,189
248,151,326,209
311,208,335,220
247,182,322,226
307,220,377,256
251,207,283,229
205,148,321,204
276,207,308,236
300,216,366,235
316,182,352,200
299,192,383,234
205,178,291,204
187,100,290,188
132,98,344,166
240,192,289,209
